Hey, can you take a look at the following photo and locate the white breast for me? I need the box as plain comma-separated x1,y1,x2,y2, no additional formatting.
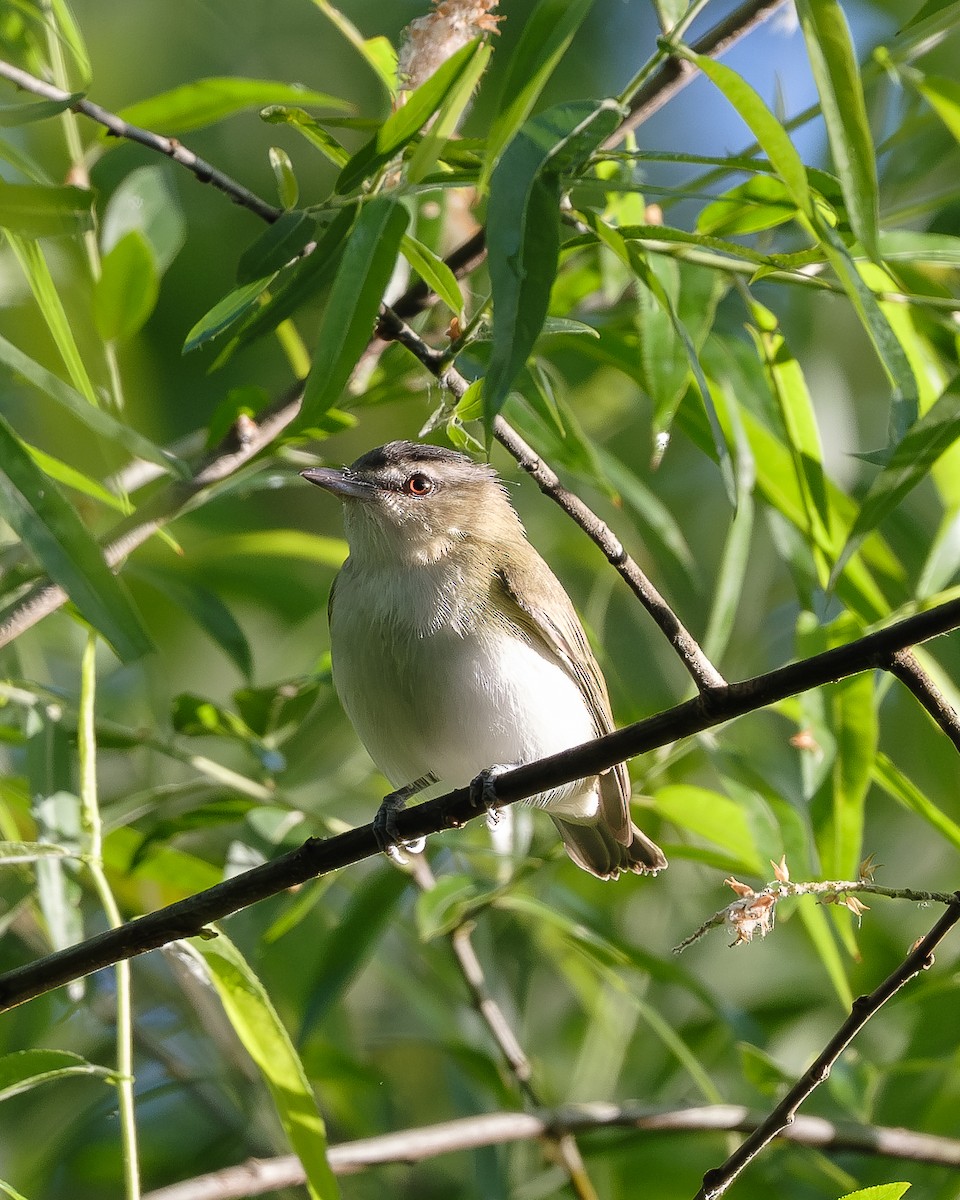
331,559,601,820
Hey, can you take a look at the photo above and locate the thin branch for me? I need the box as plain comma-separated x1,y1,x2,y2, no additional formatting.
888,648,960,753
141,1101,960,1200
694,897,960,1200
1,594,960,1013
0,60,282,224
407,855,598,1200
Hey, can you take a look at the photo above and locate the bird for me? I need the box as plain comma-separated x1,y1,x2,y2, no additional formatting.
301,440,666,880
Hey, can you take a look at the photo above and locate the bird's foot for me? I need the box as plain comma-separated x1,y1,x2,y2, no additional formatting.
373,774,436,861
469,764,517,832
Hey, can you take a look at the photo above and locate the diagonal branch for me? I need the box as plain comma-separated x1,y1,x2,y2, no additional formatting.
694,896,960,1199
1,593,959,1014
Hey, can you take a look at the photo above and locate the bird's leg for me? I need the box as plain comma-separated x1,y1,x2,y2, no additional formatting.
373,773,437,860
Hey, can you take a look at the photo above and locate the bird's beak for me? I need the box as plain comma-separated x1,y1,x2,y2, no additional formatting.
300,467,377,500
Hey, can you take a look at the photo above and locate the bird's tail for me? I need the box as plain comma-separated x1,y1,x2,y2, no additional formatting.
551,816,667,881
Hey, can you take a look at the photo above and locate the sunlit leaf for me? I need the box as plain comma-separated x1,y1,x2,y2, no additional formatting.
100,165,186,273
400,234,463,315
115,78,349,137
300,197,408,422
0,415,153,663
183,933,339,1200
93,229,159,341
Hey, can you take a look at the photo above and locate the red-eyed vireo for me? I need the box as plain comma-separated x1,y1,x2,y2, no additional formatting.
301,441,666,880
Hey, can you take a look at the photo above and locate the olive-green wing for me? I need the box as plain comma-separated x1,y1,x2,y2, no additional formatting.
494,557,631,843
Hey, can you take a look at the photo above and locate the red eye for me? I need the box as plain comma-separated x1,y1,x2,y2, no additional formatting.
403,473,434,496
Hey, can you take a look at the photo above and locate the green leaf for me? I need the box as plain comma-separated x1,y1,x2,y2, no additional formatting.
0,1049,111,1101
0,415,153,664
336,39,484,194
485,100,623,424
21,444,128,514
873,753,960,852
747,301,833,581
416,875,485,940
300,197,409,423
0,334,183,477
100,165,186,274
836,1187,910,1200
237,211,316,285
796,0,879,258
0,95,84,127
838,378,960,574
309,0,396,94
652,785,765,873
191,530,348,568
400,233,463,315
6,234,98,407
797,898,854,1008
916,73,960,143
406,42,493,184
93,230,159,341
698,174,799,236
269,146,299,210
685,51,812,217
115,78,349,136
481,0,595,188
47,0,91,86
816,222,919,443
131,567,253,678
183,275,277,354
184,933,339,1200
260,106,350,167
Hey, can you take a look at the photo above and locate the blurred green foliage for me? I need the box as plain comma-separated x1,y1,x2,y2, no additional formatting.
0,0,959,1197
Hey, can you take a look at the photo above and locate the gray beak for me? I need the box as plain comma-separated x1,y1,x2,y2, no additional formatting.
300,467,376,500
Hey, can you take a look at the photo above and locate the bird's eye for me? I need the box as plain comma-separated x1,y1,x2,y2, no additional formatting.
403,473,434,496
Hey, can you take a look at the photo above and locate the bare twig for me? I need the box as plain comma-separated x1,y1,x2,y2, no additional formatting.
407,855,598,1200
1,595,959,1013
675,875,960,953
0,60,282,223
141,1101,960,1199
888,648,960,753
694,896,960,1200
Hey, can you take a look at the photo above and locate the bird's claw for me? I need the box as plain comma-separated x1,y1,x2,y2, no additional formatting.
469,765,514,831
373,775,435,860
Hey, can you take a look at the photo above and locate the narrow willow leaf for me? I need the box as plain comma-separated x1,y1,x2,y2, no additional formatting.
236,211,316,285
47,0,91,85
816,218,918,443
0,334,183,477
0,1049,110,1101
22,444,128,514
301,870,410,1032
797,899,854,1008
697,174,799,236
115,78,349,137
0,415,153,663
309,0,396,93
796,0,879,258
183,275,277,354
131,567,253,678
300,197,408,422
0,95,84,127
747,301,834,580
336,39,483,194
269,146,299,210
184,934,339,1200
406,42,492,183
399,233,463,314
838,378,960,575
260,106,350,167
874,753,960,851
93,230,159,341
234,203,359,351
915,73,960,142
6,234,99,406
835,1186,910,1200
192,530,348,568
485,100,623,425
100,166,186,274
481,0,595,188
686,51,812,217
